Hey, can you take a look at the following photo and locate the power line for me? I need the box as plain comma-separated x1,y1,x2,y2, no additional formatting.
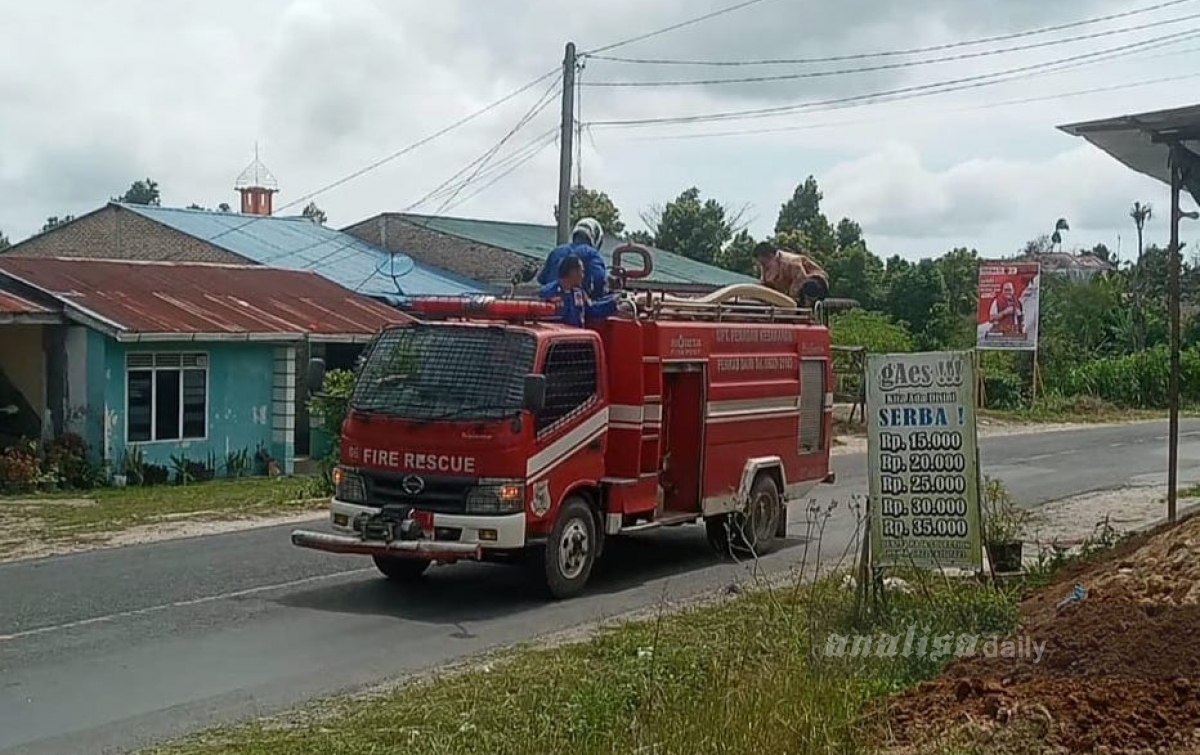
588,27,1200,128
404,78,561,216
609,70,1200,142
285,92,562,278
585,0,1198,66
161,67,559,260
444,133,560,213
425,128,560,208
289,126,559,276
582,0,781,56
583,12,1200,87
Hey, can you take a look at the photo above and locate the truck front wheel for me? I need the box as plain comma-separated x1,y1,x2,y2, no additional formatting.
706,473,782,560
540,496,597,600
372,555,431,582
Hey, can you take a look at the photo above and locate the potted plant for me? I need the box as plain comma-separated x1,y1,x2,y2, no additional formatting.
982,476,1029,573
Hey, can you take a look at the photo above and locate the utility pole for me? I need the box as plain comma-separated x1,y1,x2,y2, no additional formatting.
556,42,577,245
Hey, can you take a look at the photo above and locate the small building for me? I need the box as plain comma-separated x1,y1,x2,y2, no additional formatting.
0,257,407,475
1024,252,1115,282
343,213,757,295
0,202,487,303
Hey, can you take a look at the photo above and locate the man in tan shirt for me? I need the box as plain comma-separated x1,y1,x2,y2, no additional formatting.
754,242,829,306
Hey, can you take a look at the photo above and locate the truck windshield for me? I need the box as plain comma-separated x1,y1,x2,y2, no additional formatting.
351,324,537,421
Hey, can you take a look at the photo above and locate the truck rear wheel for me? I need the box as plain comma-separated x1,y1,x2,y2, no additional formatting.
706,473,781,560
372,555,431,582
540,496,597,600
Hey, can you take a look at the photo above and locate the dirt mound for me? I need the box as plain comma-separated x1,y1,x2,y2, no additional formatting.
880,513,1200,755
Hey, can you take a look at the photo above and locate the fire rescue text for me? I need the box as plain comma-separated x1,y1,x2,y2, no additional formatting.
358,448,477,473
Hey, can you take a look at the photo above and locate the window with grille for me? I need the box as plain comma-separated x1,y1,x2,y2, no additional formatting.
126,352,208,443
537,340,598,434
352,324,537,422
799,359,826,454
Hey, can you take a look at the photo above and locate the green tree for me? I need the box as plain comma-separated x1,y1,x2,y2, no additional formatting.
643,187,742,265
0,231,9,250
771,229,813,259
302,201,328,225
823,242,885,309
1022,234,1053,257
558,186,625,236
883,258,954,349
775,175,836,256
41,216,75,232
830,309,913,352
719,229,758,275
218,202,232,213
834,217,864,251
936,247,979,318
114,178,160,206
1089,242,1113,263
627,229,655,245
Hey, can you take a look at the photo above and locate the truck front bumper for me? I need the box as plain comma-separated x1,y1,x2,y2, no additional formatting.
291,500,527,562
291,529,484,560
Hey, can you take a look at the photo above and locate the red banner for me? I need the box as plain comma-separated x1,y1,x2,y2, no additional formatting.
977,262,1040,351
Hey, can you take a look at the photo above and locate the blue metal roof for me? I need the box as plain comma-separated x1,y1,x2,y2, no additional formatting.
118,203,487,301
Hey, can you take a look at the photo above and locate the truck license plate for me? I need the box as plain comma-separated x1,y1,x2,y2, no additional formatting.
411,510,434,535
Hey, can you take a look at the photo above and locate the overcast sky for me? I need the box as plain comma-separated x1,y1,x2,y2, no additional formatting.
2,0,1198,261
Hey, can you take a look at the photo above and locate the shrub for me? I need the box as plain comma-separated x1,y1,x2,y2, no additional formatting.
308,368,356,494
830,309,914,353
1056,346,1200,409
45,432,103,490
0,442,43,494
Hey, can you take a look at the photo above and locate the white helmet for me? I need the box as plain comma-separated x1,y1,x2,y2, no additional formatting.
572,217,604,250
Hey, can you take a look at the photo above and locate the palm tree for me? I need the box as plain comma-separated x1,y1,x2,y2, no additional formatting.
1130,202,1152,263
1051,218,1070,252
1130,202,1153,350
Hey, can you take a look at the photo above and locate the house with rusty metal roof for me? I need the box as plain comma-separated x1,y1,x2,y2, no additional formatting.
0,257,407,476
0,202,489,303
342,212,757,295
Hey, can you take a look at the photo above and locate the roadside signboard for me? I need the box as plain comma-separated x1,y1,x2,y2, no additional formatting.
867,351,982,570
976,262,1040,351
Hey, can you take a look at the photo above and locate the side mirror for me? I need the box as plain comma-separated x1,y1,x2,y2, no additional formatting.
306,357,327,395
522,374,546,412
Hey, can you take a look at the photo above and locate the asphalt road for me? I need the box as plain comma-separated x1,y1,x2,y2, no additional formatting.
3,419,1200,755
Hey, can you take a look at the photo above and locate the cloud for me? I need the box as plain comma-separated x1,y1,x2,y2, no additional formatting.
0,0,1196,261
820,141,1186,257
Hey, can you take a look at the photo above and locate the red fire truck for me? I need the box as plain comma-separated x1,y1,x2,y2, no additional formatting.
292,257,835,599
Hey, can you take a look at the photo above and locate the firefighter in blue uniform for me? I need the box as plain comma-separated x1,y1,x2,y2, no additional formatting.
538,217,609,301
539,254,627,327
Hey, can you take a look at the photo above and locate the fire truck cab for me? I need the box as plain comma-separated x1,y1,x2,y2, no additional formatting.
292,277,835,599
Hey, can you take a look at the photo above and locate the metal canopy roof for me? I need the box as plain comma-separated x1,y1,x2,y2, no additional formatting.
1058,103,1200,203
0,257,408,342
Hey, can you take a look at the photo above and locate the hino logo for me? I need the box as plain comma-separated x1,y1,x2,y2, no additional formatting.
401,475,425,495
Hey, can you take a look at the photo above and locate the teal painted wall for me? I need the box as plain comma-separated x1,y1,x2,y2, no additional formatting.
85,329,107,456
103,340,278,471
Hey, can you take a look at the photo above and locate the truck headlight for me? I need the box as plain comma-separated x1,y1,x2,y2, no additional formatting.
465,479,524,514
332,466,367,503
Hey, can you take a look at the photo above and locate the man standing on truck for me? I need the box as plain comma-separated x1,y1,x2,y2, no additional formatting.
540,254,629,327
754,242,829,307
538,218,609,300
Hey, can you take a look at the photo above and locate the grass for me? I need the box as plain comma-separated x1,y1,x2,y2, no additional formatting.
143,570,1024,755
0,476,325,556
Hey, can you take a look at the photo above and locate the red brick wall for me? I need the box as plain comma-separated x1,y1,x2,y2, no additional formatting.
2,205,243,264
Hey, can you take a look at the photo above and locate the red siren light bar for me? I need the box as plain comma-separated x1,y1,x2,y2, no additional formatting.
406,296,559,320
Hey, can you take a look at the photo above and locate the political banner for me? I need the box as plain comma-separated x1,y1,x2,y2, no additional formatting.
977,262,1040,351
867,351,982,570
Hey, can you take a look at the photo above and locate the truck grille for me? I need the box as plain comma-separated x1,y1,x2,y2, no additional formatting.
361,470,475,513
